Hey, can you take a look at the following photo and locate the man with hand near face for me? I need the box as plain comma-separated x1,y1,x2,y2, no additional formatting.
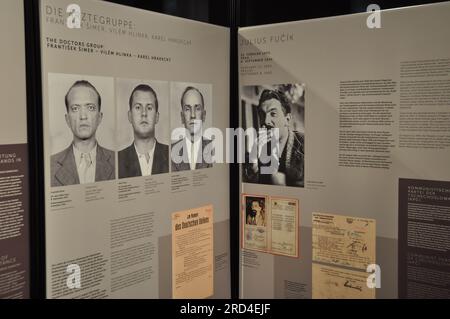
171,86,213,172
244,89,304,187
51,80,115,187
119,84,169,179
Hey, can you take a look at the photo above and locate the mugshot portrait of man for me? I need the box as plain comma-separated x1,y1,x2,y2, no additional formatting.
50,80,115,187
118,84,169,178
244,89,304,187
171,86,213,171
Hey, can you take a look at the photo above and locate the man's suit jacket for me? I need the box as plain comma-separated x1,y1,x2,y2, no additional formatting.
171,138,214,172
118,141,169,179
50,144,115,187
243,130,304,187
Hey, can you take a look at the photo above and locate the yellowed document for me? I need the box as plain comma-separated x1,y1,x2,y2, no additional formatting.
313,263,375,299
312,213,375,270
270,197,299,257
172,205,214,299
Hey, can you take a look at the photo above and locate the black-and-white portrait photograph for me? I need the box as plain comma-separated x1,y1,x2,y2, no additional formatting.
170,82,213,172
245,196,266,227
242,83,305,188
116,79,170,179
48,73,116,187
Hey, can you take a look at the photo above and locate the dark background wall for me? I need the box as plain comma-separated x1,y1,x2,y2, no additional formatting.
104,0,231,26
239,0,446,26
103,0,447,27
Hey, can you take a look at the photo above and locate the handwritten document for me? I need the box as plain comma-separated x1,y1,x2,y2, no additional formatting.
243,195,299,257
271,198,298,257
313,263,375,299
312,213,375,270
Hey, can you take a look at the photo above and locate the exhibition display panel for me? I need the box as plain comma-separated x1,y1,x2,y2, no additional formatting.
0,0,449,300
0,0,30,299
40,0,230,299
239,2,450,299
